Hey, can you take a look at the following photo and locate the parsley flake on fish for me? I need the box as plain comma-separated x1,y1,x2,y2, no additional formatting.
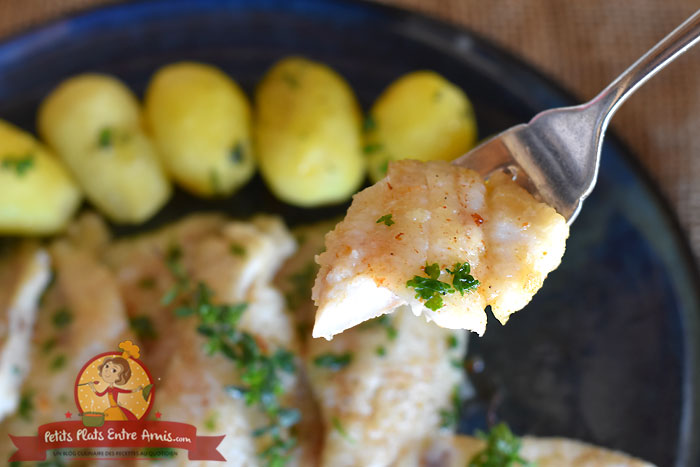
376,214,394,226
313,352,353,371
447,262,479,294
469,423,532,467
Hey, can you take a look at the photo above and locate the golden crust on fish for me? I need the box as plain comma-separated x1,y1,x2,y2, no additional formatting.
312,160,568,339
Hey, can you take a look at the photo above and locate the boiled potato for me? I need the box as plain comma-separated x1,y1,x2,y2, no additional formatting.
38,74,171,223
0,120,81,234
255,56,365,207
144,62,254,197
365,71,478,182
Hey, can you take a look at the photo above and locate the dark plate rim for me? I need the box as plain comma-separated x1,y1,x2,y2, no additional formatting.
0,0,698,465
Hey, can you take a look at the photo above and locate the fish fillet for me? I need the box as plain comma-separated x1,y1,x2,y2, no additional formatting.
312,160,569,339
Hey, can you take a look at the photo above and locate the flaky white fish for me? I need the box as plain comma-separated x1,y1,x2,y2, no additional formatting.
312,160,569,339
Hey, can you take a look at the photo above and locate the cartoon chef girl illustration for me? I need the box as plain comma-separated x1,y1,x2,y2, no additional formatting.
86,341,143,421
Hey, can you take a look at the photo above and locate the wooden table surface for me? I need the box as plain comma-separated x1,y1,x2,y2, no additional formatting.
1,0,699,264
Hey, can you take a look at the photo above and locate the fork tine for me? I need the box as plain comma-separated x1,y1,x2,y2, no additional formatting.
452,128,521,176
452,124,539,196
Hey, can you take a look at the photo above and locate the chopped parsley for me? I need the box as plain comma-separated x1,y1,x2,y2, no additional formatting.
98,127,113,148
313,352,352,371
468,423,532,467
204,412,218,431
406,262,478,311
375,346,386,357
161,244,188,306
447,334,458,349
406,264,454,311
439,407,457,429
379,315,397,340
230,243,246,257
331,416,354,443
360,314,397,341
285,261,317,311
363,143,383,154
161,287,180,307
49,354,67,371
424,262,441,279
42,337,58,354
363,115,377,132
230,143,245,164
165,244,186,280
447,262,480,294
18,390,34,420
439,386,462,429
376,214,394,226
130,315,158,340
52,308,73,329
163,251,298,466
2,154,34,176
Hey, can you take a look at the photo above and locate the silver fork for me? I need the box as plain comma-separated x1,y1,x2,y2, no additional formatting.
453,10,700,224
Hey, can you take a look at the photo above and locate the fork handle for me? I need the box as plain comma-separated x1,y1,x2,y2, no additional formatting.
591,9,700,125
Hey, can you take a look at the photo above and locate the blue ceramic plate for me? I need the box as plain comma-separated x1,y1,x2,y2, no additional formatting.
0,1,698,465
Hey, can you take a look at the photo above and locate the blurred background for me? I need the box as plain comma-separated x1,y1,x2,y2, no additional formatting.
1,0,699,263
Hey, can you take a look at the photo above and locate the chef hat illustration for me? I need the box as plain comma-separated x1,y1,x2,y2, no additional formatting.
118,340,140,360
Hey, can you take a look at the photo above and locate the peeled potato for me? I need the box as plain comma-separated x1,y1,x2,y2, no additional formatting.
0,120,81,235
144,62,254,197
38,74,171,224
255,56,365,207
365,71,478,182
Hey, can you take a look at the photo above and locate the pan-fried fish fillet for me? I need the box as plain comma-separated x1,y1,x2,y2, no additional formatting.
104,214,320,466
278,221,468,467
0,227,129,462
312,160,568,339
103,213,230,373
0,242,51,421
440,434,655,467
307,309,467,467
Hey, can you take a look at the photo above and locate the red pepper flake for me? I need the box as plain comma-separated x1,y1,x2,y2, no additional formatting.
471,213,484,226
387,182,393,190
395,232,404,240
